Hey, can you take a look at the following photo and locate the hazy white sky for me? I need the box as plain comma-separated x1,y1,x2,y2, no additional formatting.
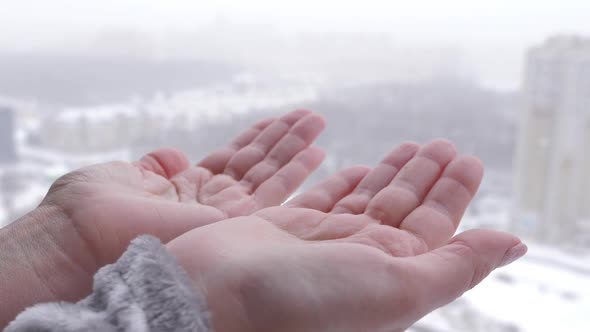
1,0,590,89
2,0,589,43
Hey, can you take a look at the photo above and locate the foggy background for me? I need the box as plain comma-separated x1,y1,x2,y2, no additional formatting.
0,1,589,331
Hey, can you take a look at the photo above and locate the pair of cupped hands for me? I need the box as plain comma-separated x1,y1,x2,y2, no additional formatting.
2,110,526,332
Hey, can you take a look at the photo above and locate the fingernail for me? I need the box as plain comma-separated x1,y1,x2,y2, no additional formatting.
499,243,528,267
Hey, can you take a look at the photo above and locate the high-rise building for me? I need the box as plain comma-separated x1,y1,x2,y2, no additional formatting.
512,36,590,246
0,106,16,164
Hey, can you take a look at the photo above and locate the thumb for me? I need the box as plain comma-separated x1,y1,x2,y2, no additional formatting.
403,229,527,315
135,147,190,178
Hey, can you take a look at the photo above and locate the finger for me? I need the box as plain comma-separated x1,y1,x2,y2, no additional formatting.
365,139,457,227
254,146,326,207
223,109,312,179
241,114,325,190
198,117,275,174
399,156,484,249
332,142,419,214
135,147,190,178
399,229,526,317
286,166,371,212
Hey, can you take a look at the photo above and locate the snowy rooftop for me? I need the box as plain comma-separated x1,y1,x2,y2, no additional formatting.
57,104,139,124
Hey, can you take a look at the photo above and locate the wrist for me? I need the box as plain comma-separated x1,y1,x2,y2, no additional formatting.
0,204,96,327
167,242,255,332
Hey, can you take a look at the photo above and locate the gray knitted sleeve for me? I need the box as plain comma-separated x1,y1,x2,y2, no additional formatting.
4,236,211,332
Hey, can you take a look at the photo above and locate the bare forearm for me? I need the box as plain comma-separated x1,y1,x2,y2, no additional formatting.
0,205,95,328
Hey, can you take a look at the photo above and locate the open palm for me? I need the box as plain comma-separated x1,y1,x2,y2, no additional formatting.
168,140,526,332
42,110,325,270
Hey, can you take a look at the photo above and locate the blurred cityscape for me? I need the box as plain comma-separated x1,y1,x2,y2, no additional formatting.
0,24,589,332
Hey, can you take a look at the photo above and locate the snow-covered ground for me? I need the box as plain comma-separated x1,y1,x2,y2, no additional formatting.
414,207,590,332
466,245,590,332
